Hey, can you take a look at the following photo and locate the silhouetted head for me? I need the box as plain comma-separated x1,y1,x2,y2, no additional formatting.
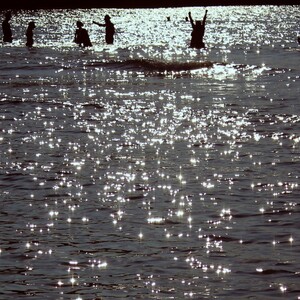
76,21,83,28
5,11,11,20
195,20,202,27
28,21,35,29
104,15,110,22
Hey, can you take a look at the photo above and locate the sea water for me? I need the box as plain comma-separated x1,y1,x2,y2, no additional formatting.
0,5,300,299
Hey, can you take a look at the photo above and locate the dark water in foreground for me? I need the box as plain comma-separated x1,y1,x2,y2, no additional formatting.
0,6,300,299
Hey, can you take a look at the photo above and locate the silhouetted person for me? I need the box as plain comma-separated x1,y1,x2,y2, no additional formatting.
298,36,300,44
74,21,92,48
2,11,12,43
188,10,208,49
93,15,115,44
26,21,35,47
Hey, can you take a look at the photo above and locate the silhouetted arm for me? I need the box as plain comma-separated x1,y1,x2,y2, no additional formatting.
93,21,105,27
188,12,195,28
203,10,208,26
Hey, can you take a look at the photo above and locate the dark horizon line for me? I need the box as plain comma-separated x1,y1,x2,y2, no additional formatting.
0,0,299,10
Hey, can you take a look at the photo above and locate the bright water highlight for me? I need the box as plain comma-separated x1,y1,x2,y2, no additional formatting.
0,5,300,299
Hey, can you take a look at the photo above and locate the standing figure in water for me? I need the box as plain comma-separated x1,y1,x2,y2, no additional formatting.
2,11,12,43
188,10,208,49
93,15,115,44
74,21,92,48
26,21,36,47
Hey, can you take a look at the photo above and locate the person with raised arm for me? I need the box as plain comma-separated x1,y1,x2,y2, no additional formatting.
188,10,208,49
93,15,115,44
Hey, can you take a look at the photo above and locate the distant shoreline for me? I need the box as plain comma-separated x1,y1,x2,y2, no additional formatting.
0,0,299,10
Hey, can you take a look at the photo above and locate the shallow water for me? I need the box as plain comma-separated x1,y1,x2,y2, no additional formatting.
0,5,300,299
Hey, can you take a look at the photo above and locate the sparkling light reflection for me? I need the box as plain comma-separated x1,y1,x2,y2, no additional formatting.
0,5,299,300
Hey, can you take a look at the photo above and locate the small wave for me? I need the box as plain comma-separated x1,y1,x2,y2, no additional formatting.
88,58,214,72
87,59,282,75
0,64,58,71
255,269,295,275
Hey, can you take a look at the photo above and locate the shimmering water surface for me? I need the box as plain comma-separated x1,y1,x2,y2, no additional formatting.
1,5,300,299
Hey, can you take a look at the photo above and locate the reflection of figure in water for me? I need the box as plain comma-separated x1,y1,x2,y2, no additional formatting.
74,21,92,48
26,21,35,47
93,15,115,44
188,10,208,49
2,11,12,43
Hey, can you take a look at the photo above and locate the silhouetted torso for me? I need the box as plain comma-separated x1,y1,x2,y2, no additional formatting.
26,22,35,47
105,21,115,44
190,24,205,49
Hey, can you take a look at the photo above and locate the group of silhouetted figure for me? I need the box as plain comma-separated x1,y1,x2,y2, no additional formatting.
4,9,299,49
74,14,115,47
2,10,212,49
2,11,36,46
2,11,116,48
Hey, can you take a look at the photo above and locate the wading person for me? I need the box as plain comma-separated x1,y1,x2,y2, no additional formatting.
2,11,12,43
74,21,92,48
188,10,208,49
26,21,35,47
93,15,115,44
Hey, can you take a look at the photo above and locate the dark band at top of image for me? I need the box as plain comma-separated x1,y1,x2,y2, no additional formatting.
0,0,299,10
